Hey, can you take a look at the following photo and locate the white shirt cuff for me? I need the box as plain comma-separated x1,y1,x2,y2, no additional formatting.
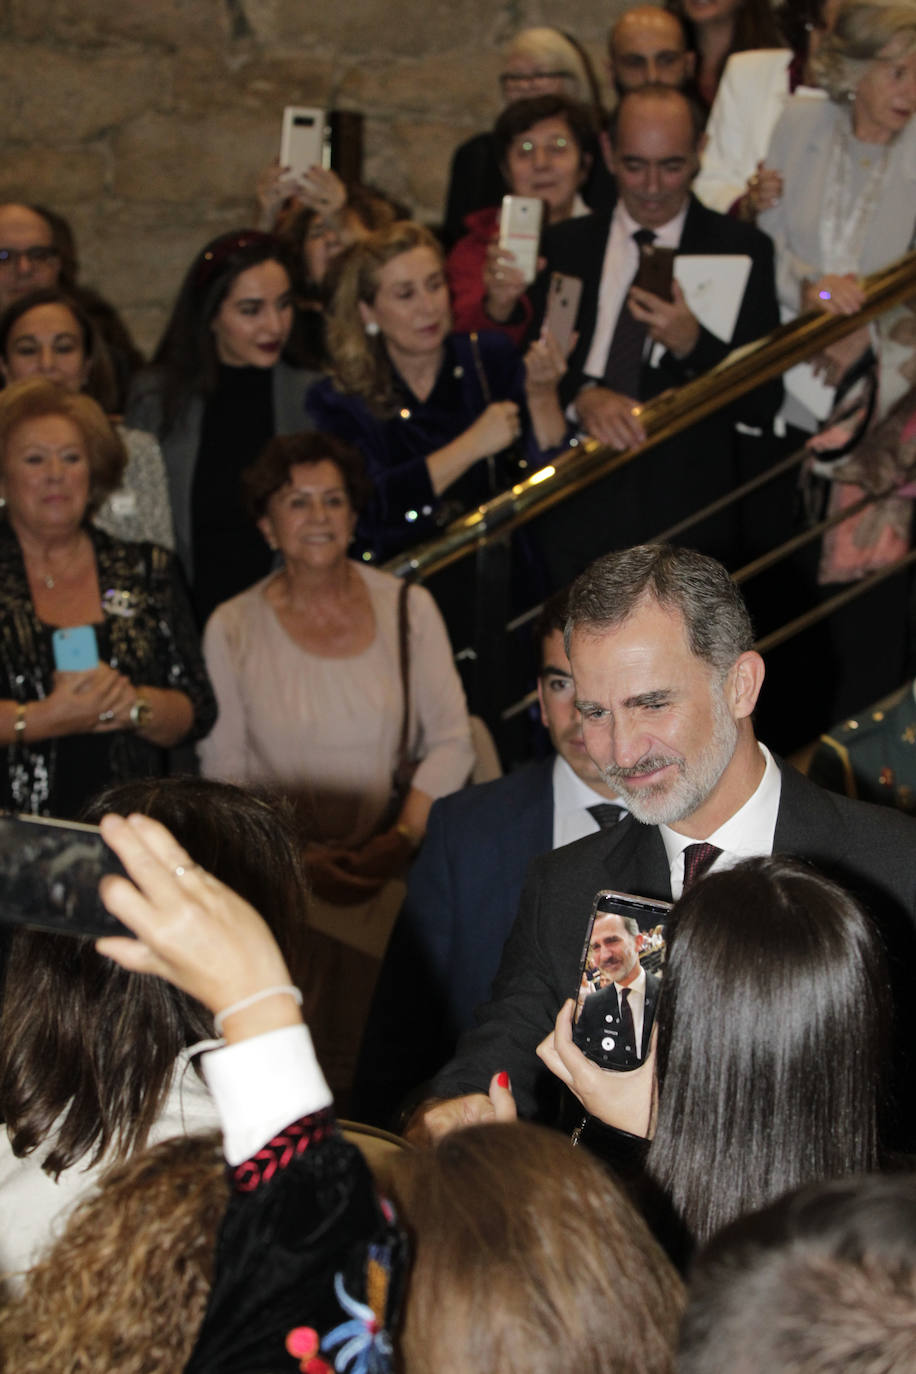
202,1023,333,1166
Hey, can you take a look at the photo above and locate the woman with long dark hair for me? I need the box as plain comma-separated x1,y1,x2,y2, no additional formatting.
126,230,318,622
539,856,889,1258
0,775,312,1287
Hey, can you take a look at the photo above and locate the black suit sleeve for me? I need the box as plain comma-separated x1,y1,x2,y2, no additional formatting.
427,851,579,1121
652,225,782,428
352,800,459,1127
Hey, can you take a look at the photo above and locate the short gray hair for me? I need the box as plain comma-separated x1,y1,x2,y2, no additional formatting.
564,544,754,676
815,1,916,102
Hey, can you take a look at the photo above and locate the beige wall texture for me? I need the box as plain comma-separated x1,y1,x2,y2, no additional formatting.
0,0,630,355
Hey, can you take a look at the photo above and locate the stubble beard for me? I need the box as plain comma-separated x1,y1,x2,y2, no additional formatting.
601,688,739,826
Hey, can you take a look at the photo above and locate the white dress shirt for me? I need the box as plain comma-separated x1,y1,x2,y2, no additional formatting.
582,201,689,384
552,754,627,849
660,744,782,900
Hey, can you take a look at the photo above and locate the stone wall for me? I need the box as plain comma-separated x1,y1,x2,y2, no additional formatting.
0,0,629,354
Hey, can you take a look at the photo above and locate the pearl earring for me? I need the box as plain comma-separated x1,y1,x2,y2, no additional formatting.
365,320,380,337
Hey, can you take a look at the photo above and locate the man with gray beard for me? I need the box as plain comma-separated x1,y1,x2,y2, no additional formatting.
411,545,916,1150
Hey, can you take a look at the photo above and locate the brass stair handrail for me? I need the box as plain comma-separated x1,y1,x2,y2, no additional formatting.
382,249,916,582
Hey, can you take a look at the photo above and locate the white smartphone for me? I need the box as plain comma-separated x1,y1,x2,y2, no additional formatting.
544,272,582,357
498,195,544,285
280,106,331,180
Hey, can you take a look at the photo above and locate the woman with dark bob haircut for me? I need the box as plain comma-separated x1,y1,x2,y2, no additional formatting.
0,774,313,1288
198,429,472,905
0,378,214,819
538,855,889,1262
125,230,318,623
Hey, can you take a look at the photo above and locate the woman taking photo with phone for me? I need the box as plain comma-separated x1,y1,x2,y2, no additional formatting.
306,220,568,565
446,94,597,343
538,856,888,1264
0,379,214,818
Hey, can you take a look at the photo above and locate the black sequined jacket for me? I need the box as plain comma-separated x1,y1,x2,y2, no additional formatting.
0,520,216,815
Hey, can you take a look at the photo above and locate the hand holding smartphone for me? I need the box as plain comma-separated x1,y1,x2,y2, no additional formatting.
280,106,330,182
498,195,544,285
52,625,99,673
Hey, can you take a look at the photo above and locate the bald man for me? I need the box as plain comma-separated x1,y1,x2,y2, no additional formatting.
608,6,694,95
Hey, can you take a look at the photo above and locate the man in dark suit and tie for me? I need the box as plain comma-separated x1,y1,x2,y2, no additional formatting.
573,911,660,1068
351,588,626,1125
412,545,916,1147
502,84,782,584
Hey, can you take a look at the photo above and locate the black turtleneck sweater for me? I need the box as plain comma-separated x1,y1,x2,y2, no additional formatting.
191,363,276,625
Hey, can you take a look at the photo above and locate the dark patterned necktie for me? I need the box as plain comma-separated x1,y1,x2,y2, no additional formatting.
618,985,637,1055
682,842,722,891
587,803,624,829
602,227,657,397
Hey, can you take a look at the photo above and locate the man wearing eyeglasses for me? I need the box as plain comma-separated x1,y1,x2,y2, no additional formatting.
0,205,61,311
0,202,143,409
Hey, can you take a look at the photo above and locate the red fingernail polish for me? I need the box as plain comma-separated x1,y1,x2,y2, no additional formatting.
497,1071,509,1090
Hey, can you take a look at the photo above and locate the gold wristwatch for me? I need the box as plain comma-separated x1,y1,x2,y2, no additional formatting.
129,695,152,731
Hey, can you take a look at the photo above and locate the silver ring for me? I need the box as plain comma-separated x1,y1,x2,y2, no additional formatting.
174,864,191,878
98,709,115,722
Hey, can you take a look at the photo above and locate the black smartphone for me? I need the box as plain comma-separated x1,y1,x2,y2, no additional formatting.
0,814,132,938
571,888,672,1071
634,244,676,302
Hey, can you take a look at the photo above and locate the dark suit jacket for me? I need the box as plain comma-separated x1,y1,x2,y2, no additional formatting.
351,759,555,1125
524,194,782,586
528,193,782,420
574,970,661,1067
429,762,916,1147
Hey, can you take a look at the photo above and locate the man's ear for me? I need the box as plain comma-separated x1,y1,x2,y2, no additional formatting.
599,130,616,176
536,675,548,729
729,650,765,720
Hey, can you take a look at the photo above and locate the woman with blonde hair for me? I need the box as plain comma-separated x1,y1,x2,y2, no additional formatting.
306,220,568,562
